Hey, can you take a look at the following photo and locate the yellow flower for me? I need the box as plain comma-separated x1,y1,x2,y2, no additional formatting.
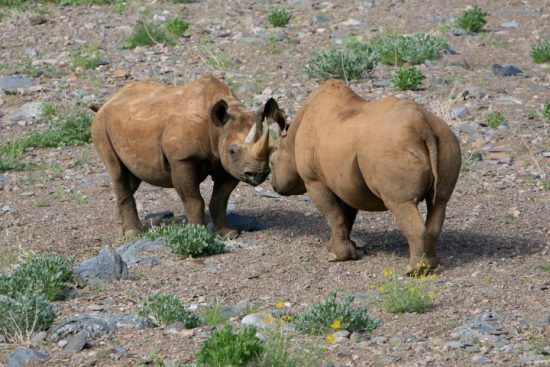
264,315,274,323
326,334,336,343
281,315,292,323
330,320,341,330
378,286,385,292
382,267,392,277
418,273,426,279
276,301,284,308
428,274,437,280
369,284,376,290
428,292,435,301
410,287,417,293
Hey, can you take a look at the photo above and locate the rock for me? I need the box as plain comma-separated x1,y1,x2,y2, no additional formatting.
28,15,47,25
144,211,174,227
115,239,164,269
76,247,129,286
241,312,294,331
340,19,361,26
446,341,465,349
518,355,538,365
2,204,15,214
486,152,512,164
350,332,368,343
9,101,44,125
114,70,131,79
49,314,116,341
63,331,88,353
501,21,518,29
112,314,155,329
471,354,490,364
450,107,468,120
0,76,35,92
490,64,523,77
80,178,96,186
0,175,7,190
260,191,281,199
30,331,48,346
7,348,48,367
450,28,467,36
334,330,350,339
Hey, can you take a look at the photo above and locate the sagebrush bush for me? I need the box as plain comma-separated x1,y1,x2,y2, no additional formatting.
370,32,448,65
486,110,506,129
306,47,378,80
531,40,550,63
0,293,56,343
124,21,172,49
196,324,263,367
138,294,202,328
71,45,103,70
293,291,378,335
267,8,291,27
380,268,435,313
390,66,424,90
456,6,487,33
165,17,190,36
0,109,93,172
145,223,226,257
0,252,74,301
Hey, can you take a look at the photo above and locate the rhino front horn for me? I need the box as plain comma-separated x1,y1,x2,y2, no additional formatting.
251,120,270,159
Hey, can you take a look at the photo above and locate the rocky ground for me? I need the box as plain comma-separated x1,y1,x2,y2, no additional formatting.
0,0,549,366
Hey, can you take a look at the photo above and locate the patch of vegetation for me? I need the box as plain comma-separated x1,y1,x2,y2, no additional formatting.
455,6,487,33
293,291,378,335
0,252,75,301
171,0,195,3
205,50,231,70
111,0,125,14
138,294,202,328
0,0,114,7
369,32,448,65
0,109,93,172
41,102,57,121
530,40,550,63
266,35,284,55
165,17,190,37
379,268,435,314
306,46,378,80
255,328,325,367
538,264,550,273
486,110,506,129
71,45,103,70
200,304,228,326
123,21,173,49
145,223,226,258
390,66,424,90
0,11,5,22
267,8,291,27
196,324,263,367
543,103,550,120
0,293,56,343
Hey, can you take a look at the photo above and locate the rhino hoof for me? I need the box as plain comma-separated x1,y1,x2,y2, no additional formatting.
216,227,239,240
327,252,339,262
123,228,142,238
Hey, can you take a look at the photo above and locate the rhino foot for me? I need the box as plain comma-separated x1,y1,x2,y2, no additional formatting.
215,227,239,240
326,239,358,262
406,256,440,277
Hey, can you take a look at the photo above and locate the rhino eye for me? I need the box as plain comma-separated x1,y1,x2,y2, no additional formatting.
229,146,238,156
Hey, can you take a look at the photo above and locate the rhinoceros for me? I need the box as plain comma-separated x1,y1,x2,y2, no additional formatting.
92,76,285,238
268,79,461,274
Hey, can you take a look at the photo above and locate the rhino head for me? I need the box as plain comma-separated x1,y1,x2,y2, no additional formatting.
211,97,286,186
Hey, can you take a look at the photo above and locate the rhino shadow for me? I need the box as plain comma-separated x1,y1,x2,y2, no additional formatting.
245,208,544,270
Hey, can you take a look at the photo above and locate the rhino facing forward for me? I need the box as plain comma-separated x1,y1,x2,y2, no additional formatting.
269,79,461,273
92,76,285,238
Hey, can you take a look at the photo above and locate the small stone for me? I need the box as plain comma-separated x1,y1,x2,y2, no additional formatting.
64,331,87,353
1,204,14,214
76,247,129,285
450,107,468,120
471,354,490,364
0,76,35,92
28,15,47,25
0,175,7,190
486,152,512,164
260,191,281,199
490,64,523,77
49,314,116,341
446,341,465,349
507,207,520,218
114,70,131,79
7,348,48,367
30,331,48,346
349,332,368,343
58,340,68,348
9,101,44,124
334,330,350,339
518,355,537,364
340,19,361,26
116,239,164,269
500,21,518,29
241,312,293,331
450,28,467,36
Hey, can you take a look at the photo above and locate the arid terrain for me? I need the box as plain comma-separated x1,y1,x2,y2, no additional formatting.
0,0,549,366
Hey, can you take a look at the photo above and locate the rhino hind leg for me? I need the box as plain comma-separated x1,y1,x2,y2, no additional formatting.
209,175,239,239
385,201,439,276
305,181,358,262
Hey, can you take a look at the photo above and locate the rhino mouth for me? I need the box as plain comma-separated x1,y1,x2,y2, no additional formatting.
242,170,269,186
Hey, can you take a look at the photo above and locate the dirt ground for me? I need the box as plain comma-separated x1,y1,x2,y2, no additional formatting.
0,0,549,366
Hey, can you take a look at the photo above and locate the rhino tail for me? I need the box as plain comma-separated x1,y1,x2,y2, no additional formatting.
424,133,438,204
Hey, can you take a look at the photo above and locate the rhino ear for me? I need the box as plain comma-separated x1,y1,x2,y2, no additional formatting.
211,99,230,127
262,98,287,132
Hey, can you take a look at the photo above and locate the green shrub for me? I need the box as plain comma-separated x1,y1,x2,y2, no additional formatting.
380,268,435,313
0,252,74,301
165,17,190,36
456,6,487,33
306,47,378,80
267,8,291,27
124,21,172,49
196,324,263,367
200,304,228,326
71,45,103,70
543,103,550,120
0,109,93,172
145,223,225,257
293,291,378,335
254,328,324,367
0,11,5,22
370,32,448,65
531,40,550,63
390,66,424,90
486,110,506,129
0,293,56,343
138,294,202,328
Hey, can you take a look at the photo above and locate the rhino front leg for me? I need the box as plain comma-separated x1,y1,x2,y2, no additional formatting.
305,180,358,261
209,175,239,239
171,163,206,226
